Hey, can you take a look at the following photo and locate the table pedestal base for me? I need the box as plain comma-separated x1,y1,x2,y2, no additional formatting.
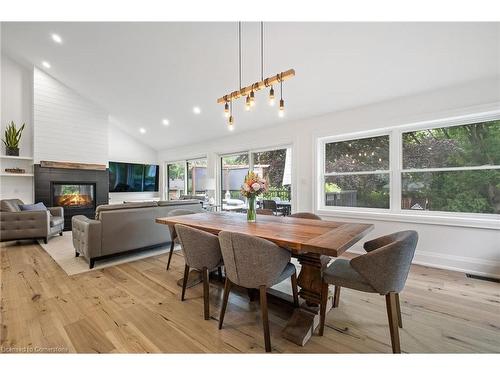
282,252,332,346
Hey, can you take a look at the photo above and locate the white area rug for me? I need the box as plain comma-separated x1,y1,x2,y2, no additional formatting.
38,231,171,275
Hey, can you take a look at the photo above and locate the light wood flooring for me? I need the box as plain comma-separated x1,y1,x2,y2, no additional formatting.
1,241,499,353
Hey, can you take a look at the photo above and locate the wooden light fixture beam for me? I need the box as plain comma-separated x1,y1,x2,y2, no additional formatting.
217,68,295,104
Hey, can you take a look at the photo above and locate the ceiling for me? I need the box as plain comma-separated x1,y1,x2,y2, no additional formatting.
2,22,499,150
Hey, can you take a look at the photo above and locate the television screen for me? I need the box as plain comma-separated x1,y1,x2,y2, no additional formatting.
109,162,159,192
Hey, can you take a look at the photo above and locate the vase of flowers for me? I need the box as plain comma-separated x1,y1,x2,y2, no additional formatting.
241,171,268,222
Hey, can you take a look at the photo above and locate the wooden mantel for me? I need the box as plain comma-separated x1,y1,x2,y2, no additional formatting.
39,160,107,171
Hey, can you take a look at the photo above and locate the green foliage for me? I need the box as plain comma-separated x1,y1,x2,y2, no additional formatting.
325,183,341,193
2,121,25,148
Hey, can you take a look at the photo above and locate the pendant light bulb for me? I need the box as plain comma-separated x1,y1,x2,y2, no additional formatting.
224,102,229,113
250,90,255,107
279,98,285,118
245,95,251,111
269,86,275,106
228,115,234,129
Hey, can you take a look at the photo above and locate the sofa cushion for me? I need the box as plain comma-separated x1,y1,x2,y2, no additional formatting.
1,199,24,212
19,202,48,212
50,216,65,227
95,201,158,219
157,199,204,207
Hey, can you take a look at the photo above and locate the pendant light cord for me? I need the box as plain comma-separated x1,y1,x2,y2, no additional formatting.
261,22,264,81
238,22,242,90
280,73,283,100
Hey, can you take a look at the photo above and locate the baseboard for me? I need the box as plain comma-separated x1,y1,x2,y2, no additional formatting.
347,246,500,279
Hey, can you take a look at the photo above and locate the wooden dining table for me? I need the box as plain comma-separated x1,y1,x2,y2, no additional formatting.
156,211,373,346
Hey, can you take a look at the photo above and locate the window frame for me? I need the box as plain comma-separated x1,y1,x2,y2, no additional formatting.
165,156,208,200
316,111,500,229
217,144,294,207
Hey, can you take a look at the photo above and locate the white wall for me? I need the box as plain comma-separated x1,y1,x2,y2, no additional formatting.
0,54,34,203
108,117,160,204
33,68,109,165
158,77,500,277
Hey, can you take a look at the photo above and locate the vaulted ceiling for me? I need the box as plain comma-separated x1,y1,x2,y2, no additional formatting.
2,22,499,150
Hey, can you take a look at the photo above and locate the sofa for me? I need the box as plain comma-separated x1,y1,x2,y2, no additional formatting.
0,199,64,243
71,199,204,268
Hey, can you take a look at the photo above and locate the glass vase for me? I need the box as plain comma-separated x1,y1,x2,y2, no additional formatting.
247,196,256,222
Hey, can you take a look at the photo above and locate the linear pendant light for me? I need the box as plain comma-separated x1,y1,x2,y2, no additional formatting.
219,22,295,128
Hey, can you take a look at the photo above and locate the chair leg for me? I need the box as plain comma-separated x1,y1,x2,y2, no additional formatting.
333,285,341,308
89,258,95,269
290,271,299,307
75,251,80,257
395,293,403,328
202,267,210,320
318,282,329,336
217,266,223,281
166,241,175,270
181,264,190,301
59,231,63,236
385,292,401,353
259,285,271,353
219,278,232,329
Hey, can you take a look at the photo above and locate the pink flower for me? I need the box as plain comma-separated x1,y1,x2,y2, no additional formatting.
243,183,251,192
251,182,261,191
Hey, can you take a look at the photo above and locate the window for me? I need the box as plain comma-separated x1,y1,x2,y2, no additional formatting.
323,135,390,209
187,158,208,196
402,120,500,214
318,114,500,222
252,148,292,203
221,153,249,210
167,162,185,200
219,147,293,212
167,158,208,200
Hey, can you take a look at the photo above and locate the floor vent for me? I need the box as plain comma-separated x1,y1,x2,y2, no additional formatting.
466,274,500,283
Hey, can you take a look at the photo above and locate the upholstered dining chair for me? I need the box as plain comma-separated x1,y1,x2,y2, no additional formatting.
289,212,322,220
256,208,274,215
175,224,224,320
165,209,196,270
218,231,299,352
318,230,418,353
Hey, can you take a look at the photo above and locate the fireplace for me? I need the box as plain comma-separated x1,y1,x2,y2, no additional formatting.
35,164,109,230
52,183,96,210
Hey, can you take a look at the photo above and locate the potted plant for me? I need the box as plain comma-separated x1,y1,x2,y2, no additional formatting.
2,121,25,156
241,171,268,222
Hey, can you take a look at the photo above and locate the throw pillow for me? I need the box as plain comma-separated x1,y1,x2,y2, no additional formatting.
19,202,48,212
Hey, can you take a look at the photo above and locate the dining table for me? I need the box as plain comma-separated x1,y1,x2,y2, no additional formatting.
156,211,373,346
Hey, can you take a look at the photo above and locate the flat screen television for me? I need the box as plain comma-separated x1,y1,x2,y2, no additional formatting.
109,162,159,192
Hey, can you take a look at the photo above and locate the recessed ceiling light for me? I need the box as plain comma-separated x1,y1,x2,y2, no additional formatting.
139,128,146,134
193,106,201,114
162,119,170,126
51,33,63,44
42,61,51,69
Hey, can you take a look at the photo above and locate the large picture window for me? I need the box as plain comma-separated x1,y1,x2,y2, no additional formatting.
402,120,499,214
323,135,390,209
167,157,208,200
318,114,500,222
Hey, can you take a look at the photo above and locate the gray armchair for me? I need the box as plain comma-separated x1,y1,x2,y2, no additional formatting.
218,231,299,353
318,230,418,353
175,224,223,320
0,199,64,243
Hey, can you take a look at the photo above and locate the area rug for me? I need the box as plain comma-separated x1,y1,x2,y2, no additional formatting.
37,231,172,276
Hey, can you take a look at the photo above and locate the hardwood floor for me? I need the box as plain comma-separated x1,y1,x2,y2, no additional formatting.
1,241,499,353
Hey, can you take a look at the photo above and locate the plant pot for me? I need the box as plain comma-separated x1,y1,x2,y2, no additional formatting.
6,147,19,156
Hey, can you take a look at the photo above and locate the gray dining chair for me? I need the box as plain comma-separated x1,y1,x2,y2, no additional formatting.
166,209,197,270
318,230,418,353
289,212,322,220
218,231,299,352
175,224,224,320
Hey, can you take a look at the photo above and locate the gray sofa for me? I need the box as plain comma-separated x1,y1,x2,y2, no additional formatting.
71,200,204,268
0,199,64,243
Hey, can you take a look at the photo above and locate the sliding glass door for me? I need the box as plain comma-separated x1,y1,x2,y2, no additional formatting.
219,146,292,213
220,153,249,211
167,157,207,200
